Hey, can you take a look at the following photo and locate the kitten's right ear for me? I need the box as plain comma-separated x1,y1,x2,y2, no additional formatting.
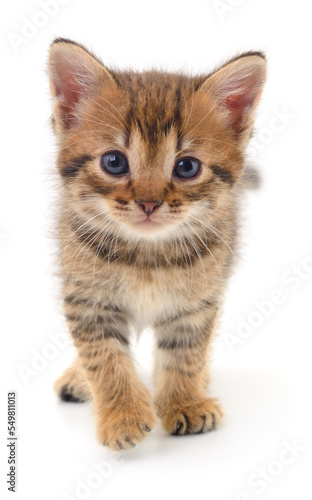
48,39,115,130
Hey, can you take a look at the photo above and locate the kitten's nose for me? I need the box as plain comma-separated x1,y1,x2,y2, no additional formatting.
137,200,162,216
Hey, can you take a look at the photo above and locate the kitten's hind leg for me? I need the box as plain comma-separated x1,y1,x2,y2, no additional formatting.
54,359,91,403
154,304,223,435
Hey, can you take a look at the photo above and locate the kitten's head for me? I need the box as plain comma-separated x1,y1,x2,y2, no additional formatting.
48,39,266,242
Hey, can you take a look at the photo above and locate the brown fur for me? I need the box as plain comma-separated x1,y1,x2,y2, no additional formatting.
49,39,266,449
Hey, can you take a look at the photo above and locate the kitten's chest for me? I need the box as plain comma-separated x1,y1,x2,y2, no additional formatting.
122,266,199,332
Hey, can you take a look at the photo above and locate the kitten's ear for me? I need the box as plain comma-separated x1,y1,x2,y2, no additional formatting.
201,53,267,142
48,39,116,130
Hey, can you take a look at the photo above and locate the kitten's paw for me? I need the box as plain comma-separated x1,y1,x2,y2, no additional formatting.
162,398,223,436
97,397,156,450
54,364,91,403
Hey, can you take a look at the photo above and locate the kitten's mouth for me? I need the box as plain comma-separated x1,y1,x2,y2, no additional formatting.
130,213,167,231
135,216,161,228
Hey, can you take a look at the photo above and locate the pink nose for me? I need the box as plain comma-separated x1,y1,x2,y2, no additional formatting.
137,200,162,216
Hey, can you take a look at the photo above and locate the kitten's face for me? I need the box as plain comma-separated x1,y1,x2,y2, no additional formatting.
49,41,266,242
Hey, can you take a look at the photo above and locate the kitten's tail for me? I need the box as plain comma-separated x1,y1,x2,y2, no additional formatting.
240,164,261,190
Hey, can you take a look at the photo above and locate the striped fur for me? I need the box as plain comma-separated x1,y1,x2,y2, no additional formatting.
48,39,266,449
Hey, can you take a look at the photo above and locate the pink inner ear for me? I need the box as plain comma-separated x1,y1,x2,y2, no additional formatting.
211,60,266,137
53,71,87,128
223,89,256,133
50,48,95,129
54,73,82,104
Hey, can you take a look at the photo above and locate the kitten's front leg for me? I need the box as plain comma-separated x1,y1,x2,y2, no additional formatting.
67,311,156,450
154,304,223,435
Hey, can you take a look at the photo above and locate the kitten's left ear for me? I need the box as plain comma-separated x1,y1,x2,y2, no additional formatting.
201,53,267,142
48,38,116,130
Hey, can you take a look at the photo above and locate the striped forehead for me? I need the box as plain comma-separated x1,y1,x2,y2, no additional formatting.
114,72,190,155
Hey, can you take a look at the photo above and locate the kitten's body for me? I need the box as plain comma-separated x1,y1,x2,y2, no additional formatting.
49,39,266,449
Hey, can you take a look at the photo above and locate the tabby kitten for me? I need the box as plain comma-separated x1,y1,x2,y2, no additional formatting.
49,39,266,450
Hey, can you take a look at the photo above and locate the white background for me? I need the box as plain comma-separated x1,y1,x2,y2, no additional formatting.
1,1,311,499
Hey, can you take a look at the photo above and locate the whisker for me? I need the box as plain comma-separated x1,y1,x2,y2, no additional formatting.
96,95,128,129
184,219,224,284
187,214,236,257
180,86,195,135
62,211,108,251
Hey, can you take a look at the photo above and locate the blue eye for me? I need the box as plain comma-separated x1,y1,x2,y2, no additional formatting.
173,158,200,179
101,151,129,175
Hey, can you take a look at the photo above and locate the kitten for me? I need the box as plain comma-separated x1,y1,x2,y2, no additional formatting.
48,38,266,450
